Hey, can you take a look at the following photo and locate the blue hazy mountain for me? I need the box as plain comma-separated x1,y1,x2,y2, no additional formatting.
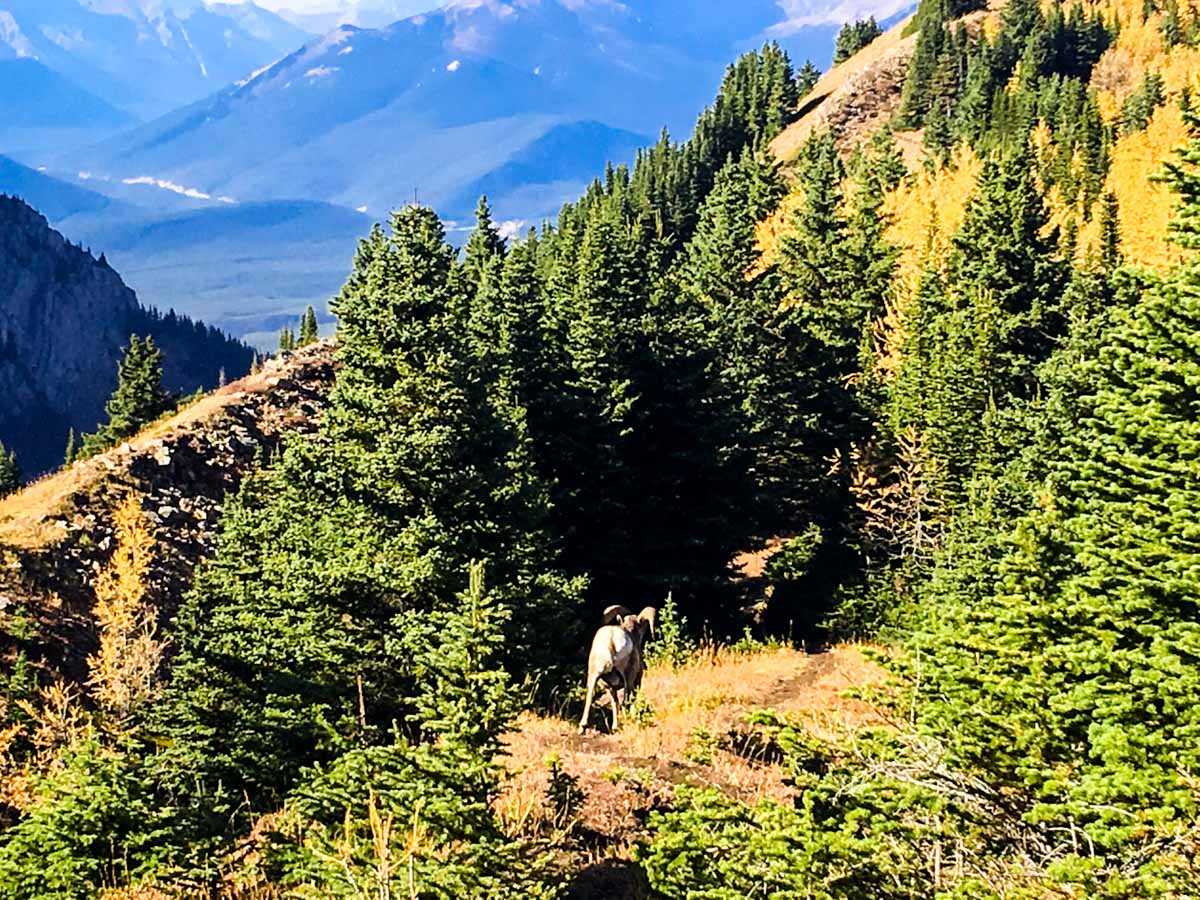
0,0,311,122
4,0,902,342
0,59,132,128
75,0,815,221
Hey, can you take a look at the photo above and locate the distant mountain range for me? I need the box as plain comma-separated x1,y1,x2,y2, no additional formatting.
0,0,911,344
264,0,437,34
0,0,308,121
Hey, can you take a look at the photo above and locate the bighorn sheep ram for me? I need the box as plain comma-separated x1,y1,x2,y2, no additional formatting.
578,605,658,734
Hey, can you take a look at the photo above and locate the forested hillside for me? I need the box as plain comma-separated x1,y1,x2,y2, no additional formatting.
1,0,1199,894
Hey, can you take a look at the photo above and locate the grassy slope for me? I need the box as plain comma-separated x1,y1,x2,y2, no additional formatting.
0,344,328,551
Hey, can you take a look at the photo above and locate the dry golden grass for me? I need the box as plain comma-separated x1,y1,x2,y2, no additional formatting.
498,643,888,848
0,346,327,551
770,18,918,164
0,395,223,550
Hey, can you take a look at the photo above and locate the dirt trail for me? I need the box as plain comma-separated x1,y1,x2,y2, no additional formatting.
499,645,889,899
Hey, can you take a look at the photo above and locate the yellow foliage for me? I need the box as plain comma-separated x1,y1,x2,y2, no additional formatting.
884,144,981,284
753,188,805,275
0,681,90,812
872,146,980,377
1088,0,1200,118
88,495,164,728
99,889,175,900
1160,46,1200,96
1078,103,1190,270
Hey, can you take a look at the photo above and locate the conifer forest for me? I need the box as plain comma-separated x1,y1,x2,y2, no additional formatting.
3,0,1200,896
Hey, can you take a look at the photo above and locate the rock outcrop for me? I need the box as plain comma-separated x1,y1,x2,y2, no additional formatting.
0,340,336,680
0,195,253,476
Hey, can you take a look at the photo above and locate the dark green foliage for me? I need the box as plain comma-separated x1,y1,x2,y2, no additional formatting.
637,716,959,899
269,564,557,898
900,0,1113,178
950,140,1068,402
462,195,506,293
281,307,320,352
1161,109,1200,248
1159,0,1200,47
275,743,556,899
298,305,319,346
833,17,883,65
0,440,18,497
152,205,584,878
563,42,799,264
1122,71,1166,134
1099,190,1123,271
796,60,821,96
484,44,811,624
912,243,1200,886
768,131,898,526
78,335,172,458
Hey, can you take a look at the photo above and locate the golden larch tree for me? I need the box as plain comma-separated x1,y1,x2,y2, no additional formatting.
88,495,164,728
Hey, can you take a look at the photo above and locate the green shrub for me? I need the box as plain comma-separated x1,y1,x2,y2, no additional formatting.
0,740,171,900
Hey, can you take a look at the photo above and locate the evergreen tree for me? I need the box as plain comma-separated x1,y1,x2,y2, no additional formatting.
796,60,821,95
278,325,295,351
155,206,582,852
63,428,77,467
298,306,319,346
462,195,506,295
833,17,883,64
918,131,1200,874
79,336,172,457
0,441,19,498
899,0,953,127
1121,71,1165,134
950,139,1068,402
1099,190,1123,272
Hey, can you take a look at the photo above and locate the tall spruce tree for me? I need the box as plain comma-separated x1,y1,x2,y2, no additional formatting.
462,195,506,294
911,110,1200,889
80,336,172,457
297,306,319,346
950,139,1067,402
155,206,582,851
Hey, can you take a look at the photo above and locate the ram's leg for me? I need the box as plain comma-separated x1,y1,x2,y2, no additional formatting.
608,673,625,732
627,647,644,697
578,671,600,735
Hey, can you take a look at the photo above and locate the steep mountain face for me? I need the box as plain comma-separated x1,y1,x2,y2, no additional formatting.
78,0,798,222
0,0,310,122
0,195,253,475
0,155,367,343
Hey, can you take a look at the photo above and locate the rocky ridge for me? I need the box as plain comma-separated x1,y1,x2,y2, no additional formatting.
770,17,918,161
0,340,336,679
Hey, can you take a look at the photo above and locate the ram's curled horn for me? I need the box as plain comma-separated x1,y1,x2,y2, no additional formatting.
601,604,635,626
638,606,658,638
